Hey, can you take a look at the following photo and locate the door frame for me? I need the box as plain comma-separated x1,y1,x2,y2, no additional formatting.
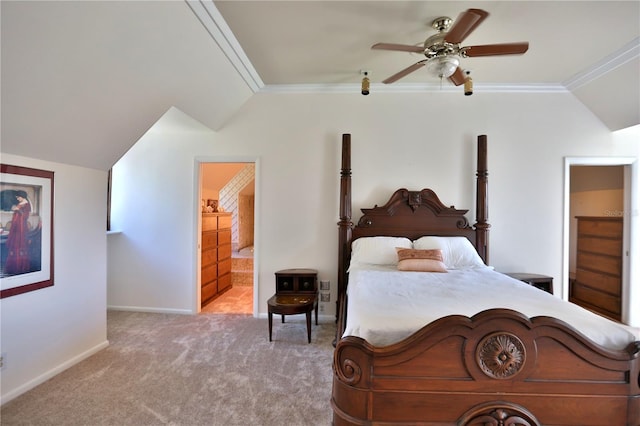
562,156,637,326
194,156,259,316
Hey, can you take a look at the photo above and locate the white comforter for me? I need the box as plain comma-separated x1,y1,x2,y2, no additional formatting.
344,265,639,350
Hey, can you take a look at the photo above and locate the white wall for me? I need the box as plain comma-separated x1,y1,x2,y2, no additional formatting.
612,125,640,326
108,108,212,313
0,154,108,404
107,93,640,327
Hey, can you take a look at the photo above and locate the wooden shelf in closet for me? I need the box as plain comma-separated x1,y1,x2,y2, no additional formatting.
201,212,232,307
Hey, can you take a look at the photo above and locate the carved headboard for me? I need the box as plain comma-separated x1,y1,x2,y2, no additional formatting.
336,134,490,328
352,188,478,242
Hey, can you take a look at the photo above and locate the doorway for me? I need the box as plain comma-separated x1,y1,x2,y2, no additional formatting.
197,161,256,315
562,157,636,325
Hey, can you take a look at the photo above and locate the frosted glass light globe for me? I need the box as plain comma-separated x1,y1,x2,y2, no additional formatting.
426,56,459,78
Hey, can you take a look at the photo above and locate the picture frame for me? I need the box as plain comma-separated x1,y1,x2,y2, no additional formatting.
1,164,54,298
206,199,219,212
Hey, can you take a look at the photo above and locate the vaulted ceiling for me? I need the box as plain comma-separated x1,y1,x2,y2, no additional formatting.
2,1,638,171
213,0,639,129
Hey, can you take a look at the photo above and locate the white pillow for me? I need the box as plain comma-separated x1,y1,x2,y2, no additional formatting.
412,236,485,269
350,236,412,266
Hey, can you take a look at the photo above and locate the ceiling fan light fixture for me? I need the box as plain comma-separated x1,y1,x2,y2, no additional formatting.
361,70,370,95
464,70,473,96
372,8,529,85
425,55,459,78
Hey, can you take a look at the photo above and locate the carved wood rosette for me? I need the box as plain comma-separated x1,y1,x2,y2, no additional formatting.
460,310,538,384
476,332,526,379
459,402,540,426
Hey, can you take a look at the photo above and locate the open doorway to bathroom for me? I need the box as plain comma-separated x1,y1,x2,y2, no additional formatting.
198,162,255,315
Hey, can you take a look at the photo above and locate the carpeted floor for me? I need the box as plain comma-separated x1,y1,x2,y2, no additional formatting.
1,310,336,426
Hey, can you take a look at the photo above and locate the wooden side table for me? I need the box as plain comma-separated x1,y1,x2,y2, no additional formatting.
268,268,318,343
505,272,554,294
268,294,318,343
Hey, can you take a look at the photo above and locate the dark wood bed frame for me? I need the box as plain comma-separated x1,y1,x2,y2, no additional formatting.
332,134,640,425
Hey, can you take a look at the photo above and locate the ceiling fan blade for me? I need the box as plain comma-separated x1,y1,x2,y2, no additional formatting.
382,62,426,84
372,43,424,53
449,67,466,86
464,42,529,57
444,9,489,44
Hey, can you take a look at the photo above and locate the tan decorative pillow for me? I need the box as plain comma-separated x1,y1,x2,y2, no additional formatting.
396,248,447,273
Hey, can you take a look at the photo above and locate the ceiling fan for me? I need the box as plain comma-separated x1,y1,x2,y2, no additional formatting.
372,8,529,85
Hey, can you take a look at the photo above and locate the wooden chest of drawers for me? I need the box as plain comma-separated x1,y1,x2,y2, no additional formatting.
201,213,232,307
571,216,622,320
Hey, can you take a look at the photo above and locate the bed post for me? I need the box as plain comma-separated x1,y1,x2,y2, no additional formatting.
475,135,490,264
336,134,353,342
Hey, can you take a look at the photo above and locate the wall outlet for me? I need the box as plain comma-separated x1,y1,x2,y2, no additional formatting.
320,293,330,302
0,353,5,370
319,304,325,312
320,280,330,291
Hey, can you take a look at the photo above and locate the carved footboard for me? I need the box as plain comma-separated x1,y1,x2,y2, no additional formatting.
332,309,640,426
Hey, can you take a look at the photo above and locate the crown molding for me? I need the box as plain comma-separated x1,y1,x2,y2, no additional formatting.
190,0,632,96
186,0,264,92
563,37,640,91
259,83,567,94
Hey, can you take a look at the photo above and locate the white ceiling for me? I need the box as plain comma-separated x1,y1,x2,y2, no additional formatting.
215,1,638,84
213,0,639,129
1,1,638,171
1,0,253,170
215,1,640,130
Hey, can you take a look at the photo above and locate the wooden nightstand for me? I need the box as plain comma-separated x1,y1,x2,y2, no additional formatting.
268,269,318,343
505,272,554,294
275,268,318,294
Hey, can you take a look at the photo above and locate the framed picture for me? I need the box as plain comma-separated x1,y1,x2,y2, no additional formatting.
0,164,54,298
205,199,218,212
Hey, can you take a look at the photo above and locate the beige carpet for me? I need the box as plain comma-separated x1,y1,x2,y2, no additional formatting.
1,310,336,426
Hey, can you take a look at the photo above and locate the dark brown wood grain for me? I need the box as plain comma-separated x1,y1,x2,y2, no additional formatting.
332,134,640,425
572,216,623,320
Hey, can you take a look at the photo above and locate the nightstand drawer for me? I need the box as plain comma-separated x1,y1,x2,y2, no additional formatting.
202,280,217,302
202,263,217,284
299,276,316,291
504,272,553,294
218,273,232,292
218,214,232,229
218,258,232,276
276,276,295,292
218,242,232,260
275,268,318,293
202,231,217,248
202,247,217,265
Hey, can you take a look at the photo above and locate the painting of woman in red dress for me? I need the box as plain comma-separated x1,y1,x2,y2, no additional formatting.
4,190,32,275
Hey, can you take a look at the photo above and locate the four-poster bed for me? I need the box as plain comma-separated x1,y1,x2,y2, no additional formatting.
332,133,640,425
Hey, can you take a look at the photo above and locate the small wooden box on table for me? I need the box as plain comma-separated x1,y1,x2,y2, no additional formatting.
268,269,318,343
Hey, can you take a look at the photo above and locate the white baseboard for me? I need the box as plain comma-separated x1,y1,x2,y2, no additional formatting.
0,340,109,406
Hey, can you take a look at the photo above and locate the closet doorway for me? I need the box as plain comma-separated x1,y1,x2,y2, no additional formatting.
197,161,256,315
563,157,636,325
